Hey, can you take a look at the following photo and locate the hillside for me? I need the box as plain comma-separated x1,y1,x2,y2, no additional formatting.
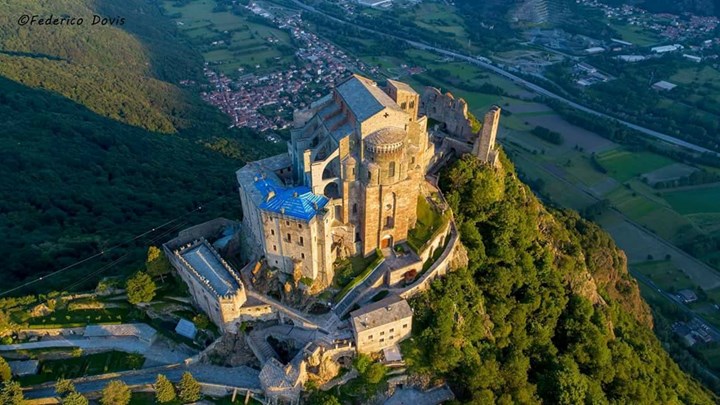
402,154,715,403
0,0,256,136
0,0,282,291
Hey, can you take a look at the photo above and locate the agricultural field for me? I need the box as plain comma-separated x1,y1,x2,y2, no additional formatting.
632,260,696,292
594,149,675,182
664,185,720,215
161,0,296,75
606,21,662,47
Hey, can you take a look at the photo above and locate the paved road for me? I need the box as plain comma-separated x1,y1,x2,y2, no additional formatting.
283,0,719,156
0,336,194,366
24,364,261,399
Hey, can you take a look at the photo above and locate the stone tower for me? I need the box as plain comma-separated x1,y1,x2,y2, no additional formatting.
473,106,501,165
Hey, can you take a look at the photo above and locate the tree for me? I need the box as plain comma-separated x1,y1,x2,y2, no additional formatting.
100,380,131,405
125,271,156,305
146,246,172,281
178,371,201,403
364,362,387,385
191,314,210,330
55,378,75,396
0,381,25,405
62,392,89,405
307,390,341,405
155,374,176,403
0,356,11,382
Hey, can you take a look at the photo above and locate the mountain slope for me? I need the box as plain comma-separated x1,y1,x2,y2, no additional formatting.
0,0,229,134
0,0,282,291
402,154,715,403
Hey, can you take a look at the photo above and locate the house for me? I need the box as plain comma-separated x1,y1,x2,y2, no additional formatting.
350,294,413,354
175,318,198,340
652,81,677,91
677,289,698,303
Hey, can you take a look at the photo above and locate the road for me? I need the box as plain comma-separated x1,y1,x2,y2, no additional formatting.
630,270,720,340
23,364,261,399
504,143,720,290
282,0,719,157
0,336,194,366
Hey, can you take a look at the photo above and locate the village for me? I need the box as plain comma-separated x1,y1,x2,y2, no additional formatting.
200,3,380,136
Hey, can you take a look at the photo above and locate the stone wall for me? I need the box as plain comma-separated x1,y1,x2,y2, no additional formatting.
420,87,475,141
397,221,460,299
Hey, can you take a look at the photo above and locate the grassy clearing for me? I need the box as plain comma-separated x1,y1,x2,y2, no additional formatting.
607,22,661,47
18,351,144,385
407,196,448,252
632,260,696,292
334,253,379,290
595,149,675,182
335,251,384,302
25,307,136,329
664,185,720,215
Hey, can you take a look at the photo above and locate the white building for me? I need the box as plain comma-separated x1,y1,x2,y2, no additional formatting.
357,0,392,7
651,44,684,54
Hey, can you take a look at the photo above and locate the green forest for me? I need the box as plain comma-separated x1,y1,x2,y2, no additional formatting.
0,0,282,292
400,155,716,403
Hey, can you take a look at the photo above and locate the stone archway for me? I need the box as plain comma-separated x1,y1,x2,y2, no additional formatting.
380,235,393,249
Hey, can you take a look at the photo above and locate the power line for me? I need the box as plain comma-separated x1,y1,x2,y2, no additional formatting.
61,218,194,292
10,217,196,315
0,194,230,298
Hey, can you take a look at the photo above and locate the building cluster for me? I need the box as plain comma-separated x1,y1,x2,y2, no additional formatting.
579,0,719,42
200,3,378,136
167,76,499,404
673,318,714,347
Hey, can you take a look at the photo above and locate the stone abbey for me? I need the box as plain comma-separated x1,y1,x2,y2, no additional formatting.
237,74,499,289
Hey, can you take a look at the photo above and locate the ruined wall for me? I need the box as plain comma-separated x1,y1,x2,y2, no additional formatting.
419,87,475,141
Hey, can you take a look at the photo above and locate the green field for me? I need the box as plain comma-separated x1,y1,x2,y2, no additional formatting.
162,0,296,75
664,185,720,215
596,149,675,182
671,66,720,86
407,195,448,252
23,307,136,329
18,351,144,385
607,22,662,47
632,260,696,292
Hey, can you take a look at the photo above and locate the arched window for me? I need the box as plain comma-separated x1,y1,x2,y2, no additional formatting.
389,161,396,177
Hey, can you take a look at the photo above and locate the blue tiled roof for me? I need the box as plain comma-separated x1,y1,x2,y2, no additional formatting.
255,177,328,221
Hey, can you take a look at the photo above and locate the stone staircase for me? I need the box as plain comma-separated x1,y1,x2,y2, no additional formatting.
246,331,278,364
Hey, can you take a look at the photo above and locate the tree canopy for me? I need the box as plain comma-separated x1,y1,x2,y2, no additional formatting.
0,357,11,382
401,154,716,403
155,374,176,403
100,380,131,405
125,272,157,305
178,372,201,403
